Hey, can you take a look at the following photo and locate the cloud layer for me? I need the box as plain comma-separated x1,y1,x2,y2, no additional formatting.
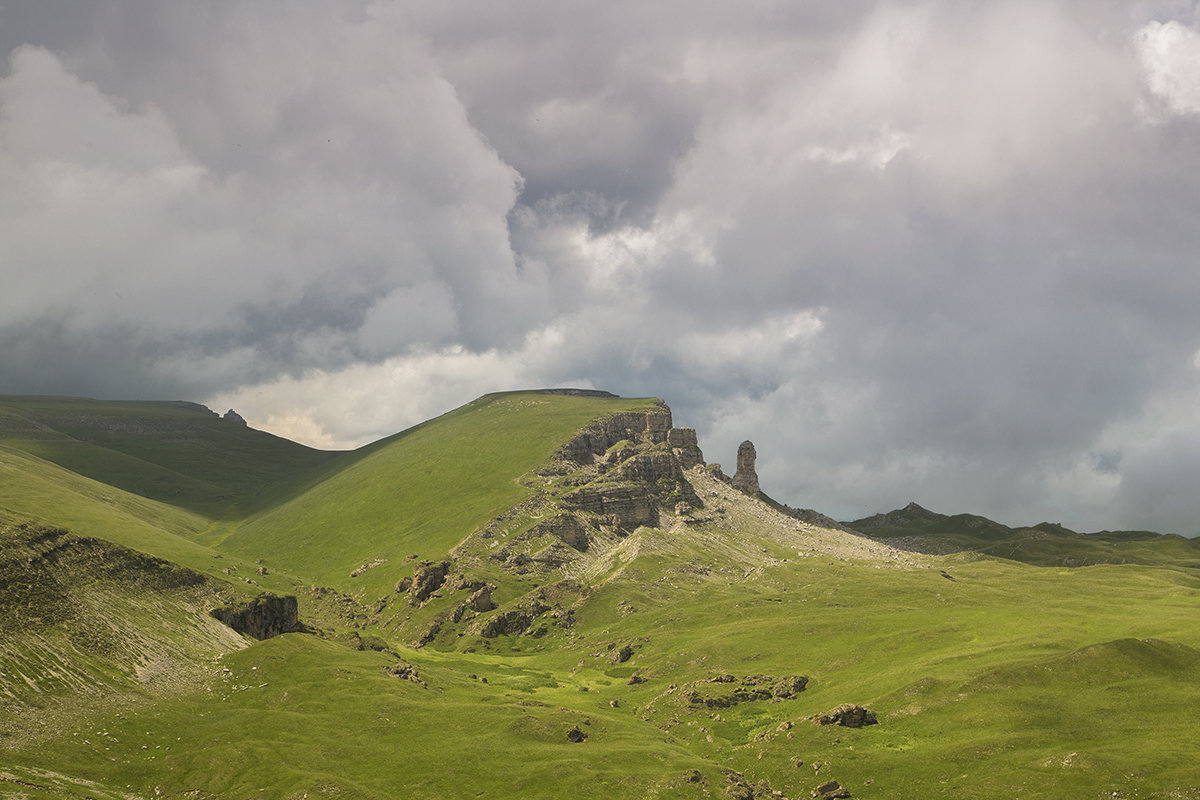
4,1,1200,534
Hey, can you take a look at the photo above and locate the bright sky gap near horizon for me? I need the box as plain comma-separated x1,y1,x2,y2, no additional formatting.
3,1,1200,534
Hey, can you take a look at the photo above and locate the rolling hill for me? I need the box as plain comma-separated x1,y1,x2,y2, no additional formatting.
2,390,1199,800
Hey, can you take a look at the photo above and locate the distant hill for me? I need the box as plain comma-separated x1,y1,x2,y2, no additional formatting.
845,501,1200,568
0,395,336,516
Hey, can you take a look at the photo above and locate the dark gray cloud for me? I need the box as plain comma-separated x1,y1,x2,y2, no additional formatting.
3,1,1200,535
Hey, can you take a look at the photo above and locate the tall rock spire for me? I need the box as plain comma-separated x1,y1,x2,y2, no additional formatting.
732,440,759,495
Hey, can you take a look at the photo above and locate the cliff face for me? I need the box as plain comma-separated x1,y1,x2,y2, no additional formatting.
557,405,675,465
210,593,306,640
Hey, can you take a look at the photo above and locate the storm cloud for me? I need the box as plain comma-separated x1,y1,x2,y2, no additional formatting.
3,1,1200,534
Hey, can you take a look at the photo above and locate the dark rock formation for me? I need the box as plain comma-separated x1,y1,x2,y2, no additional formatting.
732,440,760,495
610,644,634,663
667,427,705,468
686,674,808,708
222,408,247,425
478,604,548,638
408,560,451,605
566,726,587,742
210,593,306,640
814,704,878,728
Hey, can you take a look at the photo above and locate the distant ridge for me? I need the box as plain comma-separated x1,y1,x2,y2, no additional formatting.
845,503,1200,568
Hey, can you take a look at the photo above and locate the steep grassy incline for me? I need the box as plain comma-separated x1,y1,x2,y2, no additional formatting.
218,391,662,597
0,396,336,517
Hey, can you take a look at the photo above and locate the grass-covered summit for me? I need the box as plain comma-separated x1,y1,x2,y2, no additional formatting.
2,390,1199,799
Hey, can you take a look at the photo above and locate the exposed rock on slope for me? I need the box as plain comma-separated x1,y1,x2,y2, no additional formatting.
0,521,243,708
210,593,306,640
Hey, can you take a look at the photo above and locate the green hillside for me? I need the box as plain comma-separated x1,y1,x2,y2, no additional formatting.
218,391,661,597
0,396,336,516
846,501,1200,567
3,391,1200,799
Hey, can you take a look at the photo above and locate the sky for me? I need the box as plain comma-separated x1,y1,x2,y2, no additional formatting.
3,1,1200,534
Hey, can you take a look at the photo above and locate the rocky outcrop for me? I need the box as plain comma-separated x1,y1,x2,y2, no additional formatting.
222,409,247,425
667,427,705,469
561,483,657,530
686,674,809,708
210,593,305,640
383,661,426,687
529,513,591,551
477,604,548,638
814,704,877,727
561,443,702,530
732,440,760,495
558,405,674,465
408,560,452,605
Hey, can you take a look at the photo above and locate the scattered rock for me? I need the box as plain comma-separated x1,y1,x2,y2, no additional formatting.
627,674,647,685
394,576,413,593
350,558,388,578
687,674,808,708
566,726,587,743
814,704,878,728
383,662,426,687
812,779,850,798
609,698,620,708
610,644,634,664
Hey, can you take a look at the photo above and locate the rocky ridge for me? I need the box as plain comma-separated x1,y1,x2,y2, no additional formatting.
384,401,920,649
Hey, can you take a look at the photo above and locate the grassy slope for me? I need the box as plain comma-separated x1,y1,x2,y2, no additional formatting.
3,393,1200,799
218,392,661,597
6,527,1199,799
0,396,336,517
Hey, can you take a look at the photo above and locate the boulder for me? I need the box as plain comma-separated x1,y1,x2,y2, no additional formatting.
813,779,851,798
815,704,878,728
408,560,451,605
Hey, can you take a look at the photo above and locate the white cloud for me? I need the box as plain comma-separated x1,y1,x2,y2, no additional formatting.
1137,19,1200,115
